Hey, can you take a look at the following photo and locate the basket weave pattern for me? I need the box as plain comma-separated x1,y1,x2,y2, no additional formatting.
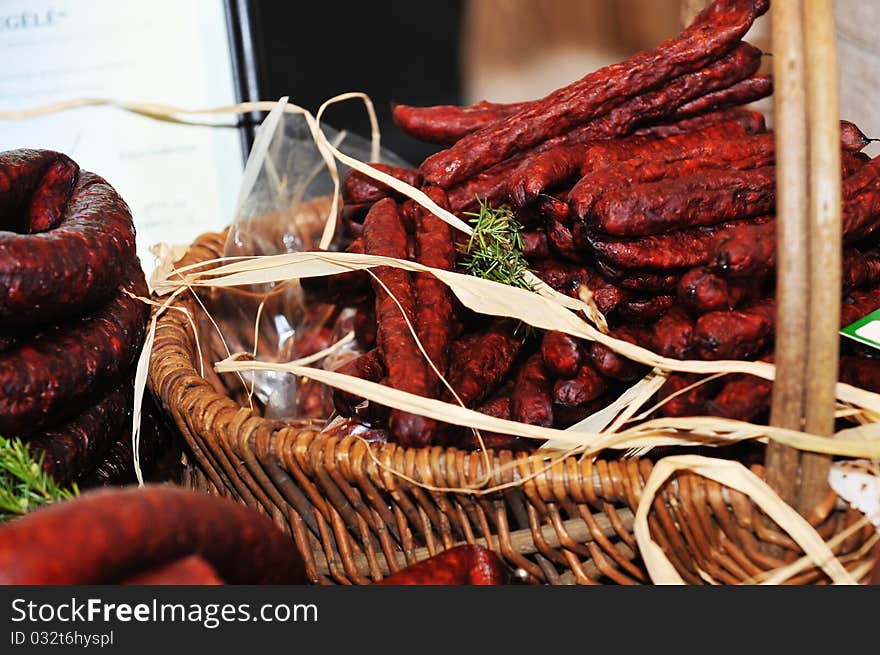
149,232,873,584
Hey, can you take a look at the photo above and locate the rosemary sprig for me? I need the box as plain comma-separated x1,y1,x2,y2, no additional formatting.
457,199,537,292
0,435,77,523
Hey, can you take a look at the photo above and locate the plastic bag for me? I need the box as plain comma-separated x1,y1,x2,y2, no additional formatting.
212,98,409,420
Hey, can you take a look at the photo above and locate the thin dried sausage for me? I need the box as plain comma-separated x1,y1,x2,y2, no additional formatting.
363,198,435,446
421,1,769,186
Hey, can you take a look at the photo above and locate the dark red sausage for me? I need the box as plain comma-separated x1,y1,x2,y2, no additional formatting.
553,393,617,428
589,326,650,381
451,61,766,212
693,298,776,360
541,330,583,378
839,356,880,393
0,167,137,330
82,418,168,488
0,486,307,584
595,148,867,237
413,187,456,399
446,155,524,213
455,391,533,452
449,113,756,213
508,145,598,208
341,163,421,204
397,40,770,151
657,373,716,417
843,248,880,291
692,290,880,362
363,198,435,446
508,100,762,206
521,230,551,259
444,321,523,408
840,120,873,152
553,363,607,407
544,219,585,263
616,294,676,323
27,155,80,233
594,261,681,293
537,193,570,223
842,155,880,197
840,287,880,328
678,246,880,313
340,201,371,236
331,349,386,417
705,374,772,421
711,218,776,277
663,74,773,119
584,217,767,270
530,260,629,313
633,107,767,138
25,384,131,486
123,555,225,586
593,166,776,236
511,353,554,427
353,302,377,349
474,390,513,420
709,198,866,277
375,545,515,585
569,132,776,220
449,51,764,212
678,266,754,311
291,324,333,360
650,306,695,359
0,264,149,435
392,100,530,145
842,180,880,242
0,149,74,232
420,2,769,186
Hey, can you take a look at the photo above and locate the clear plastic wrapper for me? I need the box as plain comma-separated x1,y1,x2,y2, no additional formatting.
209,100,409,419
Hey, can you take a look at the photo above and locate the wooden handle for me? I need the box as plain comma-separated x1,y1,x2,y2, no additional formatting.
767,0,842,517
767,0,809,507
798,0,842,514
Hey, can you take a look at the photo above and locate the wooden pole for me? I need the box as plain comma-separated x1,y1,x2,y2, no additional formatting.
798,0,841,515
766,0,809,509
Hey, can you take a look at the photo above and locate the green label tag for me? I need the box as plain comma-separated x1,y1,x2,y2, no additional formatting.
841,308,880,351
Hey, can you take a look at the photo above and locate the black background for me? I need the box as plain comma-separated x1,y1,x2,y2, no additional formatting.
248,1,465,164
1,585,873,653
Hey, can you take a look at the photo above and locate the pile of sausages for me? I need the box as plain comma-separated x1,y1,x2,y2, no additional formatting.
0,149,155,485
299,0,880,448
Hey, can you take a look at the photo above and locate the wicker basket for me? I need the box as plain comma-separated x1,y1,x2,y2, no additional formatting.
147,1,878,584
147,231,875,585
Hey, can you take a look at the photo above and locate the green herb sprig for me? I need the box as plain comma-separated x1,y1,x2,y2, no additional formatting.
457,199,537,292
0,435,77,523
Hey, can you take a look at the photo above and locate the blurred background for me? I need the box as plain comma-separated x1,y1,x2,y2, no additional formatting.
253,0,701,163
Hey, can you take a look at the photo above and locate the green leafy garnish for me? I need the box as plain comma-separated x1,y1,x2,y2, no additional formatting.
457,199,537,291
0,435,77,522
